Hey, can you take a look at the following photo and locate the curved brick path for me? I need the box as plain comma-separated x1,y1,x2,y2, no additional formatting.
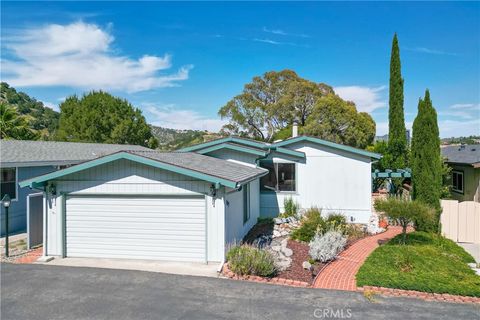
313,226,403,291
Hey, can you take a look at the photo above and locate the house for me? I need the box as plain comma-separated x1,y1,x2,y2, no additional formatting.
181,133,381,224
441,144,480,202
19,132,380,264
0,140,151,235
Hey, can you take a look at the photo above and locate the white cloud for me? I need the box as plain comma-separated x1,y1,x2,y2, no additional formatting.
262,27,310,38
377,119,479,138
334,85,387,113
1,22,192,92
438,119,480,137
144,103,226,132
41,101,59,112
404,47,458,56
253,38,304,47
439,103,480,120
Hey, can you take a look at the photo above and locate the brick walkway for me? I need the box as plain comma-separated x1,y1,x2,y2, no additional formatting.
13,247,43,264
313,226,403,291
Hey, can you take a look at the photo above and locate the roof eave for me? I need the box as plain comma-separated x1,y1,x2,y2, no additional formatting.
196,143,267,157
19,152,245,190
272,136,382,160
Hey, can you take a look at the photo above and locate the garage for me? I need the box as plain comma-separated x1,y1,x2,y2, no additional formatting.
66,195,206,262
20,150,267,263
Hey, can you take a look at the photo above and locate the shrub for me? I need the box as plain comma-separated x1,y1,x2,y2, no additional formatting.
309,231,347,262
291,207,325,242
374,197,435,244
325,213,348,233
280,197,299,218
226,244,277,277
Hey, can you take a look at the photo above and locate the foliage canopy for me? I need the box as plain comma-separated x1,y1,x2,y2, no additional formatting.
55,91,158,148
219,70,375,148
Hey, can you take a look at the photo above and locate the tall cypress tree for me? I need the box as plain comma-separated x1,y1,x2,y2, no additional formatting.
411,90,442,231
387,34,407,169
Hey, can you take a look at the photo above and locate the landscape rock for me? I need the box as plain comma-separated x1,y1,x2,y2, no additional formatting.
302,261,312,270
281,247,293,257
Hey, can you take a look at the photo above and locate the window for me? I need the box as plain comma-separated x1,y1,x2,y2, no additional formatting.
260,161,296,192
452,171,464,194
243,184,250,224
1,167,17,200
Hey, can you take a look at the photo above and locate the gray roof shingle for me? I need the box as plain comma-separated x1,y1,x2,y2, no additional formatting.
0,140,151,166
441,144,480,165
128,150,268,184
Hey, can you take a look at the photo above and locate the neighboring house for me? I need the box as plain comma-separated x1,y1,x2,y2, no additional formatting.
18,132,379,264
20,151,267,263
442,144,480,202
0,140,151,235
181,133,381,224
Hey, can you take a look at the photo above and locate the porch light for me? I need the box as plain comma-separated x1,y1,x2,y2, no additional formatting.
2,194,11,257
2,194,11,208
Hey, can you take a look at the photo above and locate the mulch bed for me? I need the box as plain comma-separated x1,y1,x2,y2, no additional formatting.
278,239,326,284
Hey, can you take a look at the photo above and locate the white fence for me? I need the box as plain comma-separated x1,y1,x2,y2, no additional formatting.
441,200,480,244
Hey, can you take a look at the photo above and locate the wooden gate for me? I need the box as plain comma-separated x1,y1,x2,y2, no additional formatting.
441,200,480,243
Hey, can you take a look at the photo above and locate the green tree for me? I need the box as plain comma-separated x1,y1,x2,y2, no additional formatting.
411,90,442,231
387,34,407,169
55,91,158,148
219,70,300,141
219,70,373,147
0,102,37,140
303,94,376,148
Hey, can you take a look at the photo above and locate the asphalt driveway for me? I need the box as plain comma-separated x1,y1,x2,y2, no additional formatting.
1,264,478,320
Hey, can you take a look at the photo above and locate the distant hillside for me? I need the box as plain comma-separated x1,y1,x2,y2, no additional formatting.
0,82,59,139
441,136,480,145
150,126,222,150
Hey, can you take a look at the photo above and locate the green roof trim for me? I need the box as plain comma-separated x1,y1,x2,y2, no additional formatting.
196,143,268,157
19,152,241,189
180,136,269,152
273,147,305,158
272,136,382,160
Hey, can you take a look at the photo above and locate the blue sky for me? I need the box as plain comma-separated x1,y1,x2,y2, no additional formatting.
1,2,479,137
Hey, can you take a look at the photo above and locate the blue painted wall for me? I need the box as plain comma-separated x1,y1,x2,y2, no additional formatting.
1,166,57,236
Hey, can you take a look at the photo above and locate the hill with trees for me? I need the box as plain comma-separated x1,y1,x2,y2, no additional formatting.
0,82,59,139
150,126,221,150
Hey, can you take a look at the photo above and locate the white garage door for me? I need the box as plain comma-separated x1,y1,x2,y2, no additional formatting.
66,196,206,262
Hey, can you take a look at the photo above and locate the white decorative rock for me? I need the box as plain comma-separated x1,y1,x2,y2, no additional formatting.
281,247,293,257
302,261,312,270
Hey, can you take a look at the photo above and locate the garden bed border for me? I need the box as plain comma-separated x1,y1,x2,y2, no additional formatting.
221,263,310,288
358,286,480,304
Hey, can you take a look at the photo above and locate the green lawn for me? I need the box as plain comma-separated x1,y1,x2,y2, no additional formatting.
356,232,480,297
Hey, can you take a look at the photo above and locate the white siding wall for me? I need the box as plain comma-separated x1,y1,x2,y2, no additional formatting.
224,180,260,246
44,159,226,262
260,141,373,224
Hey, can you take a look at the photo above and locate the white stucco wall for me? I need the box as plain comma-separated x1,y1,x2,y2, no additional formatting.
43,159,227,262
260,141,373,224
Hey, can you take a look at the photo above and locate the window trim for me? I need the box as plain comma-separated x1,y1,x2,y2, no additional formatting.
1,167,18,201
452,170,464,194
243,184,250,224
259,160,298,194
